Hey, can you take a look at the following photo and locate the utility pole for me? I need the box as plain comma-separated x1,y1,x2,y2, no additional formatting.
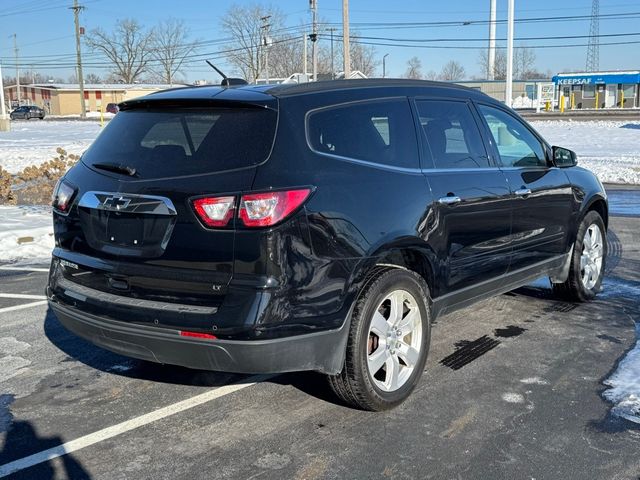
342,0,350,78
505,0,514,107
0,62,9,131
71,0,86,118
488,0,496,80
13,34,20,106
303,33,308,76
382,53,389,78
326,27,337,79
260,15,271,83
310,0,318,82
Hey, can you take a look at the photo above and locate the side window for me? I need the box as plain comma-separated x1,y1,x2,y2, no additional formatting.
477,104,546,168
307,99,418,168
415,100,489,169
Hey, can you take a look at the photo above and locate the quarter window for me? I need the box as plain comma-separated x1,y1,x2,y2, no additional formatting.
415,100,489,169
477,104,546,168
307,99,418,168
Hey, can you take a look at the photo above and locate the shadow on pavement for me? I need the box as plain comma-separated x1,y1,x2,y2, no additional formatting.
0,394,91,479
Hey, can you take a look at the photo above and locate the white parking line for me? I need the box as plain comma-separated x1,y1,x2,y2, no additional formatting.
0,374,272,478
0,301,48,314
0,294,47,300
0,266,49,272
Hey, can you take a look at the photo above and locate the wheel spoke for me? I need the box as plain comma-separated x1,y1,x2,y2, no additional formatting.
385,355,401,391
389,291,404,325
580,255,588,270
397,307,418,336
368,344,389,375
397,341,420,368
370,311,389,337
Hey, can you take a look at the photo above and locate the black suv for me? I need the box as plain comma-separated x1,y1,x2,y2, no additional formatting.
10,105,45,120
48,80,607,410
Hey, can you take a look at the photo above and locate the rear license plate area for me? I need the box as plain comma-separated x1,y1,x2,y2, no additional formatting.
106,213,145,246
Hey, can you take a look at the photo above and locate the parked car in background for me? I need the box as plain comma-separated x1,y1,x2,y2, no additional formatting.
10,105,45,120
47,79,608,411
105,103,119,114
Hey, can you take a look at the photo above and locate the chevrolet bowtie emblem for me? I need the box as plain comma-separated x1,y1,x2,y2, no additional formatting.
102,196,131,210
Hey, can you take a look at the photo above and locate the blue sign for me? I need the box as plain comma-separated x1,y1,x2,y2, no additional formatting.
553,72,640,85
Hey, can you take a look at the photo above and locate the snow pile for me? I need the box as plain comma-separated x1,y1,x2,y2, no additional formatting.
0,121,102,174
0,206,53,264
603,323,640,424
531,121,640,185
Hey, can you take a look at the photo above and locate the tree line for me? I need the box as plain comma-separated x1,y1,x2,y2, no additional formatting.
2,2,546,86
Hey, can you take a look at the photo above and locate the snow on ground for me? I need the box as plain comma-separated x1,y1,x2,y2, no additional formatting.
603,323,640,424
0,121,102,174
599,277,640,424
0,206,53,265
531,120,640,185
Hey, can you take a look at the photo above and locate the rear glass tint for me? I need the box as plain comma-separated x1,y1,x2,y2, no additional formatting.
82,107,277,178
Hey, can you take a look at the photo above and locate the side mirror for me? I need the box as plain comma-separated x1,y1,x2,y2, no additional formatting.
552,146,577,168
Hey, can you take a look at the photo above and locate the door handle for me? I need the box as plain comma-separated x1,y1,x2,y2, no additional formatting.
514,188,532,197
438,195,462,205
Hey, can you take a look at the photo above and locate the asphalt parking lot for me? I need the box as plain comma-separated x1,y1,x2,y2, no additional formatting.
1,189,639,480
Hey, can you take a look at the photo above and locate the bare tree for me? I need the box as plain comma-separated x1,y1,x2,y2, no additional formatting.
151,19,199,84
85,73,102,84
515,46,536,80
439,60,465,81
424,70,439,80
221,4,284,82
85,19,155,83
478,45,537,80
403,56,423,79
329,34,378,77
350,38,379,77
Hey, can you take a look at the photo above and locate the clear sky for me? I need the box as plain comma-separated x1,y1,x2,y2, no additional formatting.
0,0,639,82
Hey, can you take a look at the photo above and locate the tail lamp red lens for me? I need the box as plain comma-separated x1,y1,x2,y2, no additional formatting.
52,179,76,214
192,188,311,228
239,189,311,227
179,331,218,340
192,196,236,227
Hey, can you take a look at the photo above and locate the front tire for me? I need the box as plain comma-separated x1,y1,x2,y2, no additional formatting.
553,210,606,302
328,268,431,411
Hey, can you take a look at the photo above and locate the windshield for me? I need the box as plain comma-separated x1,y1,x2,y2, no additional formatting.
82,107,277,178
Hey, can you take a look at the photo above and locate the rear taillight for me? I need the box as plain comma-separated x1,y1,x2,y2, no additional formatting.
52,179,76,214
191,189,311,229
239,189,311,227
192,196,236,227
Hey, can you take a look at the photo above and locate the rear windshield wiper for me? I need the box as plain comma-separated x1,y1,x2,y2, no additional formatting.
92,162,137,177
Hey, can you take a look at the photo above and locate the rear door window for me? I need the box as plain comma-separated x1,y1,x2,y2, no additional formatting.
306,98,418,169
81,107,277,178
415,100,489,169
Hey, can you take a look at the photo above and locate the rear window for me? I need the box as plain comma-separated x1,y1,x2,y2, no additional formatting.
82,107,277,178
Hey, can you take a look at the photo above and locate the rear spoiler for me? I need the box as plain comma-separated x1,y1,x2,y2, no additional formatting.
118,97,277,112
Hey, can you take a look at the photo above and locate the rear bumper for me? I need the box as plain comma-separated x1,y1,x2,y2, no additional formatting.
48,299,349,374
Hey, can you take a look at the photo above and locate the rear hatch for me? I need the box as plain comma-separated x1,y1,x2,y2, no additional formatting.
51,95,277,331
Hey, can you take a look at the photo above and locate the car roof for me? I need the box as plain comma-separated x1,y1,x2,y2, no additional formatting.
121,79,492,109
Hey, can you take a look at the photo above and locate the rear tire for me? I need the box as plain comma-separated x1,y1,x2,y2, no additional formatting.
328,268,431,411
552,210,606,302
